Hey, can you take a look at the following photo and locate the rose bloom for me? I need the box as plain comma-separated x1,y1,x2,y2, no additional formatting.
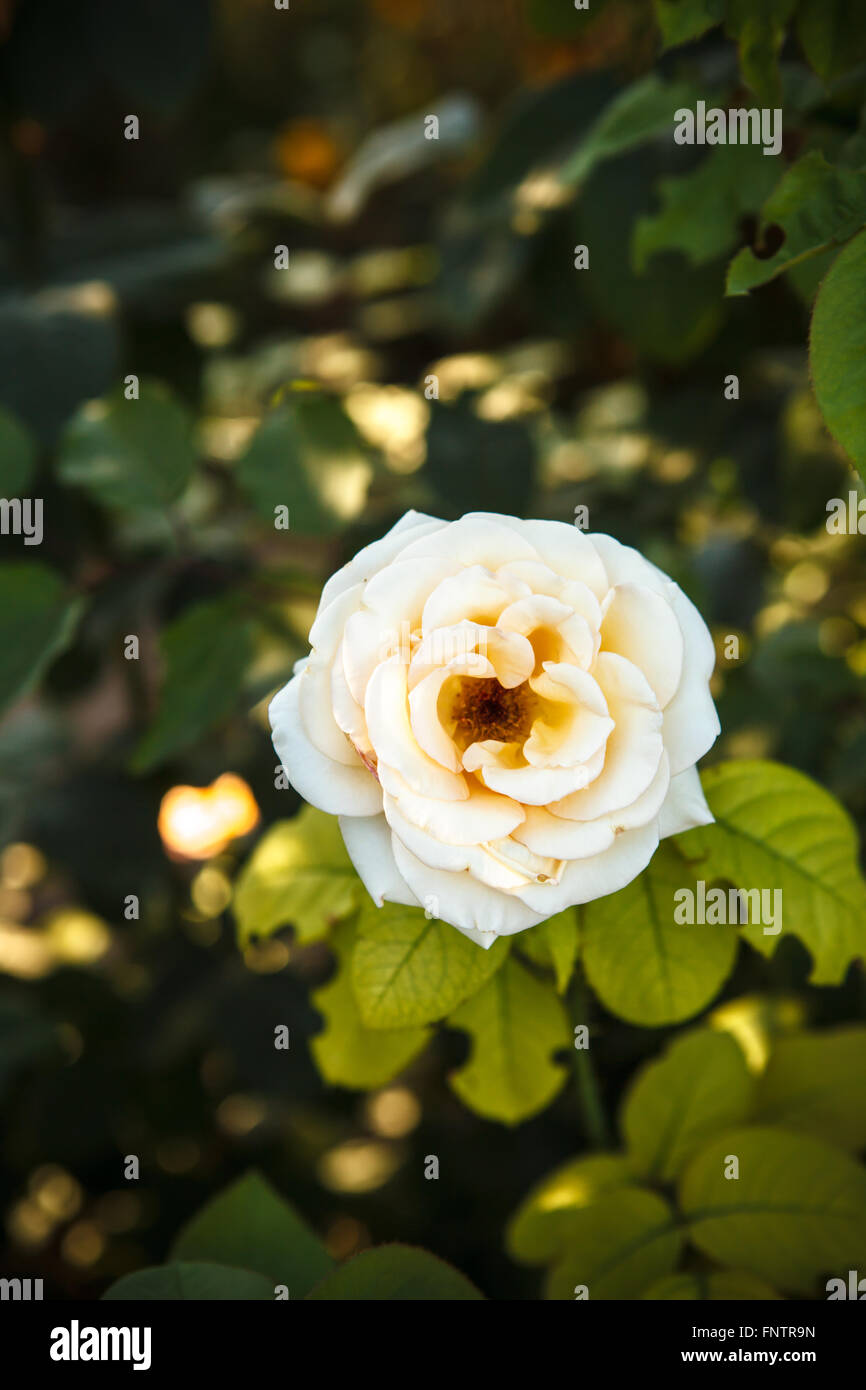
270,511,719,948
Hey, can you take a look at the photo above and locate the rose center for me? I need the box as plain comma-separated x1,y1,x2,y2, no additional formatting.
446,677,538,749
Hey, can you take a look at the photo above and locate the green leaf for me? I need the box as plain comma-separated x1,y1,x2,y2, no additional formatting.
560,75,702,186
131,595,254,772
312,920,431,1089
234,807,362,947
544,1189,682,1300
576,153,725,365
680,1126,866,1292
796,0,866,79
677,760,866,984
307,1245,484,1300
755,1026,866,1153
634,145,778,271
621,1029,754,1181
103,1262,273,1300
506,1153,638,1265
0,563,82,713
235,396,370,534
58,381,196,512
726,153,866,296
171,1171,333,1296
810,227,866,483
516,909,579,993
467,71,613,207
641,1271,780,1299
0,407,38,494
653,0,724,48
582,841,738,1026
446,956,570,1125
725,0,797,105
352,899,509,1029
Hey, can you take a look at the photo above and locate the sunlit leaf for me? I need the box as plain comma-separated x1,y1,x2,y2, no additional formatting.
234,807,362,947
678,761,866,984
621,1029,754,1181
446,956,570,1125
516,909,579,994
544,1189,682,1300
680,1127,866,1292
755,1026,866,1153
582,841,738,1026
352,898,509,1029
506,1153,638,1265
311,920,431,1089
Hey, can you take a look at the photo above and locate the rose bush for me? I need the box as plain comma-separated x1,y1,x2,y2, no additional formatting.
270,510,720,947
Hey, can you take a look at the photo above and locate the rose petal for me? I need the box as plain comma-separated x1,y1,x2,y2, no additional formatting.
601,581,684,709
339,812,420,907
661,586,721,775
489,517,610,597
516,820,660,914
269,677,383,816
409,621,534,691
381,764,525,843
390,835,547,940
318,510,445,610
552,652,663,820
408,654,494,772
465,740,598,804
421,565,529,632
365,656,469,801
525,662,613,768
658,764,714,838
298,660,360,766
512,806,617,859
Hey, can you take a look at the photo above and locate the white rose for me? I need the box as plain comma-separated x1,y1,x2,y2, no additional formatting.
270,510,719,948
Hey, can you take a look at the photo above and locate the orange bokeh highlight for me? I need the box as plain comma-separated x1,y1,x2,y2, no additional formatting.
158,774,260,861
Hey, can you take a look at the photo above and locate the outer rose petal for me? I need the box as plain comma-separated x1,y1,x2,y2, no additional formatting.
661,586,721,775
269,677,383,816
299,659,360,765
317,510,445,610
338,813,419,908
490,516,610,596
390,835,547,944
601,582,684,709
657,764,714,838
516,820,660,914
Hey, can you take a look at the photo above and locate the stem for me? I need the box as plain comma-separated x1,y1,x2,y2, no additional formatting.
567,969,612,1150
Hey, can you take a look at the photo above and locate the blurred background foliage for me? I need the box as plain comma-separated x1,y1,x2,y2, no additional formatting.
0,0,865,1300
